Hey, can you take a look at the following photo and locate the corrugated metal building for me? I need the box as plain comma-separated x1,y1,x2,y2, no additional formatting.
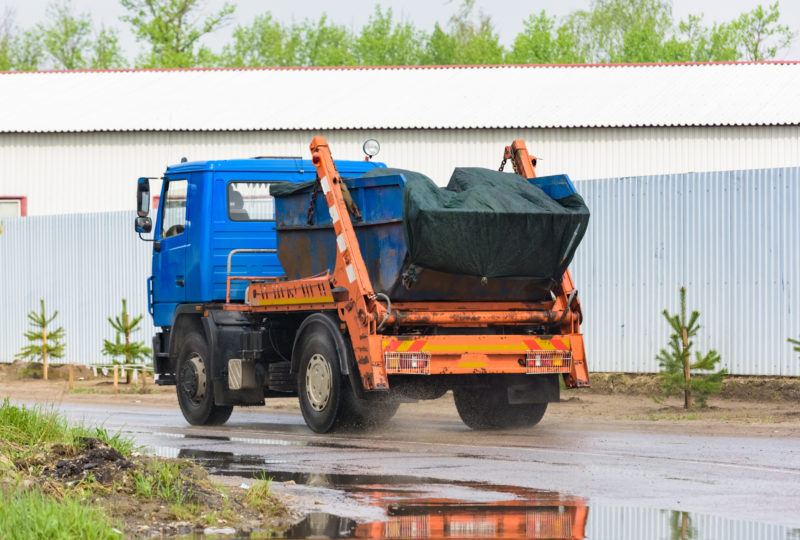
1,61,800,216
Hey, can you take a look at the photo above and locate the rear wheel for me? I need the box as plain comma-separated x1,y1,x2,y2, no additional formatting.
453,386,547,430
176,332,233,426
296,322,398,433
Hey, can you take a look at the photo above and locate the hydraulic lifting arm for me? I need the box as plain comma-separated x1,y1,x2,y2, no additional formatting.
308,136,389,391
501,139,538,178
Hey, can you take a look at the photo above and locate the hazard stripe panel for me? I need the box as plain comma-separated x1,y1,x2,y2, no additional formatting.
382,336,570,355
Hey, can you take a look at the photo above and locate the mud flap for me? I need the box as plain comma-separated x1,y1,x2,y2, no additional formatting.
507,375,560,404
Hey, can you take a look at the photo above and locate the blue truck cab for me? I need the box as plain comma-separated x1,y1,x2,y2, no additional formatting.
141,157,384,326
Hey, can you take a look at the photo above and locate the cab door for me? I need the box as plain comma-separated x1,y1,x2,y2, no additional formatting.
152,177,189,326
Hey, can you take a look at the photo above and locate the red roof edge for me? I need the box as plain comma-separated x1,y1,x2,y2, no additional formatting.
1,59,799,76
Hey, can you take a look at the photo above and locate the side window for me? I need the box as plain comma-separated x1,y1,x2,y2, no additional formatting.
161,179,188,238
228,182,274,221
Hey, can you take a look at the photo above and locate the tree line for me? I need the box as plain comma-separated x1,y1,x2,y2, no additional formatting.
0,0,795,71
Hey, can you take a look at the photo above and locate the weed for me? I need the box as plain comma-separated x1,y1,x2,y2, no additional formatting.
245,473,285,517
0,399,135,458
133,460,191,505
169,502,201,521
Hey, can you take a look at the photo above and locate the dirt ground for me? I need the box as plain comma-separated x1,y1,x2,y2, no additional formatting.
2,362,799,437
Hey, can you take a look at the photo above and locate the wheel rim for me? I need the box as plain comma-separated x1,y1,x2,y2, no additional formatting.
305,353,332,412
180,354,206,404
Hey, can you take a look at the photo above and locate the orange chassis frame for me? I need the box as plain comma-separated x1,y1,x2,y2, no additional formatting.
224,137,589,392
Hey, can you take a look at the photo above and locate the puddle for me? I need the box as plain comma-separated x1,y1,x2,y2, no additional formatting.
171,448,798,540
152,432,368,450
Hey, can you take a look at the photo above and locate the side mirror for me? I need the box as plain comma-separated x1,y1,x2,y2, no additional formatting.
137,177,150,217
135,216,152,234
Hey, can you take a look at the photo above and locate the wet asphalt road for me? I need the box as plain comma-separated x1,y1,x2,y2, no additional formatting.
46,401,800,530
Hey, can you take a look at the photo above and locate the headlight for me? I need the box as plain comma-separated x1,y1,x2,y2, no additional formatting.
362,139,380,158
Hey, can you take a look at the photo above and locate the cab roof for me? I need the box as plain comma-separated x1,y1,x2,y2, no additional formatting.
165,157,385,175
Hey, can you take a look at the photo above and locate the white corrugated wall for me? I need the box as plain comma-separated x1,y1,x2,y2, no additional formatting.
0,167,798,375
571,167,800,376
2,126,800,216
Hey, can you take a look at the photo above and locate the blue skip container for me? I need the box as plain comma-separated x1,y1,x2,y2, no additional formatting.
273,173,567,303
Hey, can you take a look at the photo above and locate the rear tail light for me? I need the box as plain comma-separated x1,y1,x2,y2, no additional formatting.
384,352,431,375
525,350,572,374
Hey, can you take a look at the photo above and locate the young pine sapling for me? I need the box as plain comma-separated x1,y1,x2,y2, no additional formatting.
102,299,151,385
657,287,726,409
19,299,66,381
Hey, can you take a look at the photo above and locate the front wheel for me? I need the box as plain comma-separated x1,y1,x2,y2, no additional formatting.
175,331,233,426
453,386,547,430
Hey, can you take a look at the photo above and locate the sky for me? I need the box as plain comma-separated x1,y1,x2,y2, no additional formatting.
3,0,800,60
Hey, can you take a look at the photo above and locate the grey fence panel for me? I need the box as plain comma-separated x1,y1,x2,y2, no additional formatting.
0,167,798,375
571,167,800,376
0,211,153,365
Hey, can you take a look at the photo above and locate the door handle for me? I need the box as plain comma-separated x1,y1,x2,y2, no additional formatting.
176,278,185,287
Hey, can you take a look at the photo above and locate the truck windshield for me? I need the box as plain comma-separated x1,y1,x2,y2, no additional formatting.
228,182,274,221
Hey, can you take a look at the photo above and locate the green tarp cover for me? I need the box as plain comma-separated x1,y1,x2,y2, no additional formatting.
363,167,590,280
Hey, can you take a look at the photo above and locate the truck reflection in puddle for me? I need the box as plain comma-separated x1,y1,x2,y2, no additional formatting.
285,503,588,539
177,448,588,539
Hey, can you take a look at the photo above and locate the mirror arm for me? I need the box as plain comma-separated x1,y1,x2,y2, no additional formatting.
138,233,155,243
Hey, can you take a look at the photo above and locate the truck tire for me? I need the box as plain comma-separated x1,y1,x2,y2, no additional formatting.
453,386,547,430
176,332,233,426
296,327,347,433
296,321,399,433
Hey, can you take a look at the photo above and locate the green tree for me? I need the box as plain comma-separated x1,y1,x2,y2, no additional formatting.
0,9,44,71
568,0,673,63
102,299,151,385
354,6,424,66
507,10,585,64
0,8,13,70
731,2,795,60
223,13,300,67
91,27,126,68
424,0,504,64
12,31,45,70
18,299,66,381
293,15,355,66
657,287,726,409
120,0,234,68
41,1,92,69
662,15,739,62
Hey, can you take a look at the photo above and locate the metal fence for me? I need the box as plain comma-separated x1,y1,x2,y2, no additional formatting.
0,167,798,375
0,211,153,366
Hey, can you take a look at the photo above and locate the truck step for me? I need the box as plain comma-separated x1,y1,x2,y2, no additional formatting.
268,362,295,393
155,374,176,386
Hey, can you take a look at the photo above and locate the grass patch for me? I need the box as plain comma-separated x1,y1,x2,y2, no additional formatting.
245,474,285,517
0,489,120,540
133,460,193,505
0,399,133,458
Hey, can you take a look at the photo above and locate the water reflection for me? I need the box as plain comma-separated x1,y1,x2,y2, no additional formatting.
166,448,797,540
